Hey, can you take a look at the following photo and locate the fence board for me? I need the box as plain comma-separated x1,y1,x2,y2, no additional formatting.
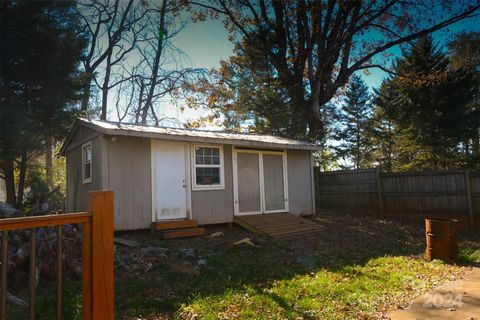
314,168,480,230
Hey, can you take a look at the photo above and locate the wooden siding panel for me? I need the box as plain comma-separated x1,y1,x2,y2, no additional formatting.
66,135,104,213
107,136,152,231
287,149,314,216
191,145,235,224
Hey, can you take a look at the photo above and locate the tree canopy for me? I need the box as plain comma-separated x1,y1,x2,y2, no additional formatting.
188,0,480,141
370,35,480,171
334,75,372,169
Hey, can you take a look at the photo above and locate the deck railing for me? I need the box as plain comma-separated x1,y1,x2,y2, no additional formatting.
0,190,114,320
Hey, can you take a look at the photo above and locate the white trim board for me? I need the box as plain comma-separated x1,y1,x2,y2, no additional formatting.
81,141,92,184
191,144,225,191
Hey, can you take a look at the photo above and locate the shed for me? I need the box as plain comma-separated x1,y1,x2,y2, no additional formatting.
60,118,319,231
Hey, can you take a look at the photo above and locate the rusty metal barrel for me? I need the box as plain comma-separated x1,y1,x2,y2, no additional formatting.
425,218,458,262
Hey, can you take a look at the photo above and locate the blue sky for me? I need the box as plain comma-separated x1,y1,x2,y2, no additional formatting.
172,18,234,70
172,15,480,87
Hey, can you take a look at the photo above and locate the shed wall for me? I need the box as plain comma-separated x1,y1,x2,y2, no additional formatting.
191,144,234,224
287,149,314,216
66,134,104,213
107,136,152,230
66,127,315,229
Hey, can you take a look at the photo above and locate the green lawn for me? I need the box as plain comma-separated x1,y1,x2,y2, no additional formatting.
177,256,459,320
8,213,480,319
112,214,480,319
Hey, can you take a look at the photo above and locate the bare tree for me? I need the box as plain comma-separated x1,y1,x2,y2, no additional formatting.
123,0,204,125
76,0,150,118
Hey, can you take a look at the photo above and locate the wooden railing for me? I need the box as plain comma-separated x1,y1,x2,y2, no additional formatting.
0,190,114,320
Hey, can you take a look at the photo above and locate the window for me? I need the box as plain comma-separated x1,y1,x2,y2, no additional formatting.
82,141,92,184
192,145,224,190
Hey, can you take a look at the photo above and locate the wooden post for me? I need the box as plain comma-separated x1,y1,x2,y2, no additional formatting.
376,167,385,216
465,170,474,228
83,191,114,320
82,220,92,320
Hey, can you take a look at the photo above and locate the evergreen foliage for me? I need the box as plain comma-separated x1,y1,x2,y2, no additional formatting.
371,36,479,171
0,0,86,206
334,75,373,169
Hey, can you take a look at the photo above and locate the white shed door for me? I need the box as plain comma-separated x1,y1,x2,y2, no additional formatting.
152,141,188,221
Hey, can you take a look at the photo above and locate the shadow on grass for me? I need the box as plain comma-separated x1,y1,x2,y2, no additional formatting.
114,213,470,318
12,213,479,319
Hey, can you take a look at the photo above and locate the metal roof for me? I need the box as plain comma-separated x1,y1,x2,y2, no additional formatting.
60,118,320,154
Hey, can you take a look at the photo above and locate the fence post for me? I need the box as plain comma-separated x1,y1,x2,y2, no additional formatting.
83,191,114,320
376,167,385,216
465,170,474,228
314,167,320,212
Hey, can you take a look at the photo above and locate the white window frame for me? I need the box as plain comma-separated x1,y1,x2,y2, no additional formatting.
191,144,225,191
82,141,92,184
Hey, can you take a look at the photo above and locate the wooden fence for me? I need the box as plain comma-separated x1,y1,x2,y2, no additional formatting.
0,190,114,320
314,168,480,230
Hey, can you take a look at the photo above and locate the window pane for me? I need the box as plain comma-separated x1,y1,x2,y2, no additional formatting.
85,163,91,179
196,166,221,186
194,147,222,187
85,147,91,163
195,147,222,166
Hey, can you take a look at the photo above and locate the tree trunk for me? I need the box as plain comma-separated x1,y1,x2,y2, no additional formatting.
81,74,92,113
141,0,167,124
1,159,17,206
473,127,480,156
45,136,53,189
134,80,145,123
307,94,323,141
16,151,27,208
100,53,112,121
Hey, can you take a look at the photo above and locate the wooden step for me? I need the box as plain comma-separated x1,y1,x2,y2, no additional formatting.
235,213,324,237
153,219,198,231
160,227,205,239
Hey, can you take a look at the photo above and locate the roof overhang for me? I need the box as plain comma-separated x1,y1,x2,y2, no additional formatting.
59,118,321,156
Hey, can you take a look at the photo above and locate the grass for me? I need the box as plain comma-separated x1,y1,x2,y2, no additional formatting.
175,255,460,320
459,231,480,264
112,212,480,320
7,281,82,320
8,213,480,319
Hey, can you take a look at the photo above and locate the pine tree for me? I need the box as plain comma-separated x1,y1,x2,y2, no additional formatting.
391,36,474,169
334,75,373,169
0,1,86,206
448,32,480,170
372,35,478,171
369,81,422,171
